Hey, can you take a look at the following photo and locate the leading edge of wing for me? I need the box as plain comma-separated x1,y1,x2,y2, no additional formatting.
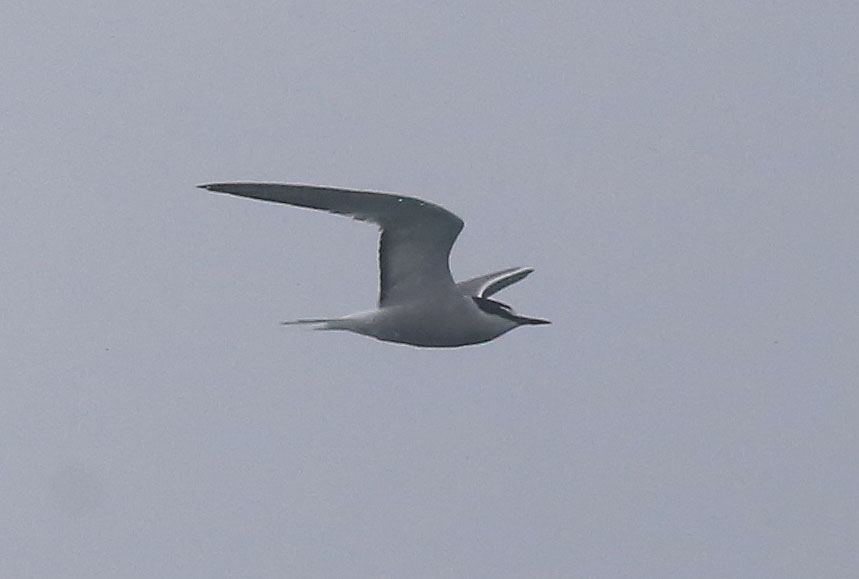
197,182,464,231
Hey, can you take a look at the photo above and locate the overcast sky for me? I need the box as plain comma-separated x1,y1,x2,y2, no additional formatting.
2,1,858,577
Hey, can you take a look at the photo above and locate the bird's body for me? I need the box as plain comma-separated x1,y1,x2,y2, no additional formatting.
198,183,549,347
314,295,516,347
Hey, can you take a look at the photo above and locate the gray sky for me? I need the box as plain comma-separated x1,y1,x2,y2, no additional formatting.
2,1,858,577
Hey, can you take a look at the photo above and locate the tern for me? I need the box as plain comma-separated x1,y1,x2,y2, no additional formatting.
198,183,550,347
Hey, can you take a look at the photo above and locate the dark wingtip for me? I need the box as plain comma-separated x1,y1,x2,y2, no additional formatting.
197,183,235,195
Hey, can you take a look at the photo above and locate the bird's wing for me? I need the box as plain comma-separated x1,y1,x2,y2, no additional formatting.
198,183,465,306
456,266,533,297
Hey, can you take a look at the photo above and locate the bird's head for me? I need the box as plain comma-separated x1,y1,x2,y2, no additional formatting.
471,296,551,326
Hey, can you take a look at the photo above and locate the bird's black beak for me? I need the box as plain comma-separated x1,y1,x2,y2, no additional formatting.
516,315,551,325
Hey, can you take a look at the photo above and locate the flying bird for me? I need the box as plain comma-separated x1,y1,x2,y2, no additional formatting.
198,183,549,347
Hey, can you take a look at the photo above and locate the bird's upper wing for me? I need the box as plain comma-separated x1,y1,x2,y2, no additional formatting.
199,183,465,306
456,266,533,297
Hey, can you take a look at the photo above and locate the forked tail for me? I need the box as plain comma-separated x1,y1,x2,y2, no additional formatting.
280,317,352,331
280,318,336,325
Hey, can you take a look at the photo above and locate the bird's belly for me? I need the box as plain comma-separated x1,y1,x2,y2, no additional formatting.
367,300,515,347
